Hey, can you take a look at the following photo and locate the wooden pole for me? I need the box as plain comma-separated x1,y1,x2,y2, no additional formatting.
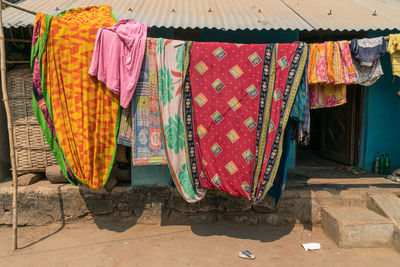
3,1,35,15
0,3,19,251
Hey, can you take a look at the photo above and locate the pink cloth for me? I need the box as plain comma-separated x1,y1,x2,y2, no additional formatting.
89,19,148,108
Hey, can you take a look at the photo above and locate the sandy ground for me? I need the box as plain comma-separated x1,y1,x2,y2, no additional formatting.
0,221,399,267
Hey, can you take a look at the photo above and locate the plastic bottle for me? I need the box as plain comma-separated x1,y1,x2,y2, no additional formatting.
379,155,385,174
374,153,380,173
384,154,391,175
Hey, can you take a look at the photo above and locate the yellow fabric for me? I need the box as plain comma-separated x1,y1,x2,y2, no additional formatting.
42,6,119,189
387,34,400,77
309,84,346,109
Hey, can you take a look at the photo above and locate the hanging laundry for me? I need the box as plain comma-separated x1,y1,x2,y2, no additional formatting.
131,38,167,165
31,6,120,190
309,84,346,109
291,77,310,145
291,48,310,145
350,37,386,86
387,34,400,77
116,39,167,166
186,42,307,203
31,13,81,186
157,38,206,203
338,41,357,84
252,43,307,203
187,42,266,200
89,19,148,108
117,105,133,147
308,41,356,109
308,43,328,84
326,41,357,85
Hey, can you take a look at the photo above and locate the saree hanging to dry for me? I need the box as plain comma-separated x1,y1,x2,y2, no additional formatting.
157,39,206,202
185,42,307,203
31,6,120,190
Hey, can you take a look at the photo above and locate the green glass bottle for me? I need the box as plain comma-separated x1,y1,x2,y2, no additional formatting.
379,155,385,174
384,154,391,175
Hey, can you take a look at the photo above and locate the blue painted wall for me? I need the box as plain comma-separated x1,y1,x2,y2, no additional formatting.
360,31,400,172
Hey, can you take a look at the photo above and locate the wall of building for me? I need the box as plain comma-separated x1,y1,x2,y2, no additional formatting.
360,30,400,172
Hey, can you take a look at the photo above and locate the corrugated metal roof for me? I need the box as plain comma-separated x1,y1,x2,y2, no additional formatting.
2,0,400,31
283,0,400,31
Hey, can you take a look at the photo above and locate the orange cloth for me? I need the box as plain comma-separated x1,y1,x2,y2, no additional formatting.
41,6,120,189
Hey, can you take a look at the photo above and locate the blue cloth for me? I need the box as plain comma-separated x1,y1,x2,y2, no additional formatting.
350,37,387,67
291,76,307,122
267,119,293,207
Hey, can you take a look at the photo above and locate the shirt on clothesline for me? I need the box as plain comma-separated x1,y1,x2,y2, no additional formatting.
89,19,148,108
387,34,400,77
350,37,386,86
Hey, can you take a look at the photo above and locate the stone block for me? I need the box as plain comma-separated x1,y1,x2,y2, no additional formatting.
393,227,400,252
321,207,394,248
104,176,118,192
18,173,44,186
117,202,129,211
367,192,400,227
46,165,68,183
394,227,400,253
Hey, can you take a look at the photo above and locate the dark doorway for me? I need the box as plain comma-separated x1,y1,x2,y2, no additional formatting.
297,31,367,168
301,85,364,166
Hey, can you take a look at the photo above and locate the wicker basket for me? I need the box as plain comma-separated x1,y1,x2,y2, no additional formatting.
7,65,58,174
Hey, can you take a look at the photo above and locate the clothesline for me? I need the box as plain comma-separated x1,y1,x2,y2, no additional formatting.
1,1,393,42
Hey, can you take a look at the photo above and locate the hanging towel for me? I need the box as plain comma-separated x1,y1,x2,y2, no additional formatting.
157,38,206,203
31,6,120,190
387,34,400,77
350,37,386,86
89,19,148,108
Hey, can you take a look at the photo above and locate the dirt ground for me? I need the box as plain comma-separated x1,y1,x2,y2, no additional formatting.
0,221,399,267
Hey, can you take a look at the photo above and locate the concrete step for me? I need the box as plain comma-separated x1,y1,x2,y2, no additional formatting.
367,192,400,252
368,192,400,227
321,206,394,248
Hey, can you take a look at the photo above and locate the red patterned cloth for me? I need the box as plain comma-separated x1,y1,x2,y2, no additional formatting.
189,43,266,199
186,42,307,203
253,43,306,202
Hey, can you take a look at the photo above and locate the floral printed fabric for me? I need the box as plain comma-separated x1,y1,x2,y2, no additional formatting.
309,84,346,109
308,41,356,109
157,38,206,203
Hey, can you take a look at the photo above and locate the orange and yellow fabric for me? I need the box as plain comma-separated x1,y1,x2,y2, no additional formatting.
32,6,120,189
